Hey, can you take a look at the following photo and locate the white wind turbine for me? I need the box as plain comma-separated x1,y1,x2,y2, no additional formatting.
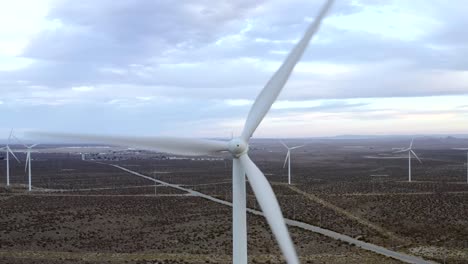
1,130,21,186
14,135,39,191
452,147,468,184
31,1,334,263
394,139,422,182
280,141,305,185
24,144,39,191
25,144,39,191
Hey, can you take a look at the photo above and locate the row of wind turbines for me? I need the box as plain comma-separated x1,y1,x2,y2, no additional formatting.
393,138,468,184
281,138,468,185
1,130,38,191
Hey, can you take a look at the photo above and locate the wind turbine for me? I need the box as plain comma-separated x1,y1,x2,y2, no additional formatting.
394,139,422,182
30,1,334,263
13,135,39,191
24,144,39,191
452,147,468,184
280,141,305,185
1,130,21,186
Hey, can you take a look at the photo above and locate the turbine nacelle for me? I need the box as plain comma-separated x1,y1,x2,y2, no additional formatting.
228,138,249,157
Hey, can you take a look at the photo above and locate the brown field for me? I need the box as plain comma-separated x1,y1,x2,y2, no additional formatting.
0,137,467,263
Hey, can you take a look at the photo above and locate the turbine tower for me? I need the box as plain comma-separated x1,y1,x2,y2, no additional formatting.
24,144,39,191
394,139,422,182
30,1,334,263
280,141,305,185
1,130,21,186
452,147,468,184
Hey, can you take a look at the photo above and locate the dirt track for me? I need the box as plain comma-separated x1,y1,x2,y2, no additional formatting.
286,185,406,244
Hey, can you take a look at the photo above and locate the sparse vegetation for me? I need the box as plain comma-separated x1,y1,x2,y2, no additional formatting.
0,138,467,263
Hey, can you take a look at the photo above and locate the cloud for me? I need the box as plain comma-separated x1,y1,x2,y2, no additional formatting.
1,0,468,138
224,99,252,106
4,1,369,83
4,0,464,102
23,0,266,63
71,85,94,92
272,100,367,111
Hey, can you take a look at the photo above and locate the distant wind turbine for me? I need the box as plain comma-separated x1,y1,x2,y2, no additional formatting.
24,144,39,191
29,1,335,263
394,139,422,182
280,141,305,185
1,130,21,186
13,135,39,191
452,147,468,184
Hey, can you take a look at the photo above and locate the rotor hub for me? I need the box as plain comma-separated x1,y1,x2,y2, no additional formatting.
228,138,248,157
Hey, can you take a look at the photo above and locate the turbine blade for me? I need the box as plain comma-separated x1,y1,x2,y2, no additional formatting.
290,144,306,150
409,138,414,149
453,148,468,150
283,151,290,168
7,146,20,163
393,148,410,154
239,154,299,264
8,128,13,143
280,140,289,149
29,143,40,149
240,0,334,141
12,134,28,148
410,150,422,164
29,132,230,156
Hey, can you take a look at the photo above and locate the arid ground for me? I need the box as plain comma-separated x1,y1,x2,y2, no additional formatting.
0,137,467,263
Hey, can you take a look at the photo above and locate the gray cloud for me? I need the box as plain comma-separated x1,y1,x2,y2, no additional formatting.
1,0,467,112
271,101,368,113
23,0,266,63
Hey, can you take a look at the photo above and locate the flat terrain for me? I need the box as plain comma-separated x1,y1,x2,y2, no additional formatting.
0,137,467,263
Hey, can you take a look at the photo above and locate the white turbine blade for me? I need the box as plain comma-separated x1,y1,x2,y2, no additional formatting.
240,0,334,141
393,148,410,154
12,134,28,148
30,132,229,156
410,150,422,164
280,140,289,149
453,148,468,150
409,138,414,149
29,143,40,149
8,128,13,143
283,151,290,168
290,144,306,150
7,146,20,163
239,154,299,264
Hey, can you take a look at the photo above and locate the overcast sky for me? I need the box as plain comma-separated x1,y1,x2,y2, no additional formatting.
1,0,467,139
